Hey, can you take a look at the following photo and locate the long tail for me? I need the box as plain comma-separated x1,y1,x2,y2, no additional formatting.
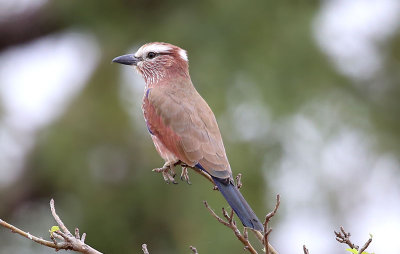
212,176,264,231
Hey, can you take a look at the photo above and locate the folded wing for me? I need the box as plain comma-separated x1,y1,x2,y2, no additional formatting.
145,85,231,179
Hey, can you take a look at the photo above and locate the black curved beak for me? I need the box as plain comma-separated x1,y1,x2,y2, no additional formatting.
112,54,139,66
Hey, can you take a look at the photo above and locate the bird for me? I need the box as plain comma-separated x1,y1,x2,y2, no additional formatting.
112,42,264,231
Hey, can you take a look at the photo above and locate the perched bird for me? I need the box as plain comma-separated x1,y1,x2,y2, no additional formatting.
112,42,263,231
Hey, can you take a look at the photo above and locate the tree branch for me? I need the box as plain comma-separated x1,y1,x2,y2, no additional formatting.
235,173,243,189
263,195,280,254
190,245,199,254
200,173,280,254
141,244,199,254
359,237,372,254
185,163,280,253
334,226,373,254
0,218,69,249
0,199,102,254
142,244,150,254
203,201,259,254
303,245,309,254
334,226,358,250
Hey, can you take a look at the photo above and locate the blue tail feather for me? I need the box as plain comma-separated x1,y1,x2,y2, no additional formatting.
212,176,264,231
195,163,263,231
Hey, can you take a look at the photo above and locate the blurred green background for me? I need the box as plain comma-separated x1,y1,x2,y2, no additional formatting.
0,0,399,253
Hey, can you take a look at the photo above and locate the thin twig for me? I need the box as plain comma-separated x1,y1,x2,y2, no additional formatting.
359,237,372,254
50,199,102,254
190,245,199,254
264,195,280,254
50,199,70,234
253,230,279,254
142,243,150,254
0,199,102,254
236,173,242,189
204,201,258,254
334,226,358,250
303,245,309,254
0,218,70,249
334,226,373,254
81,233,86,243
75,228,81,239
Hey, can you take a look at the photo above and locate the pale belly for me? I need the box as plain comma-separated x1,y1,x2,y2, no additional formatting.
151,134,179,164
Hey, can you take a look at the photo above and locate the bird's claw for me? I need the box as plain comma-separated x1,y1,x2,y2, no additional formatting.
153,161,194,185
153,163,177,184
180,167,191,184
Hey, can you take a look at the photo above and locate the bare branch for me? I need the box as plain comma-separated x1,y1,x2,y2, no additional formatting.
334,226,373,254
246,225,278,254
334,226,358,250
203,192,279,254
303,245,309,254
359,237,372,254
50,199,102,254
75,228,81,239
190,245,199,254
0,218,70,250
158,162,280,254
0,199,102,254
185,164,215,187
203,201,230,227
81,233,87,244
236,173,242,189
243,227,249,241
263,195,280,254
50,199,70,235
142,244,150,254
203,201,258,254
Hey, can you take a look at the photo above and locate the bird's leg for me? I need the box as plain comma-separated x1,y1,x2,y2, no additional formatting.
178,162,192,185
178,162,216,188
153,160,178,184
180,166,191,185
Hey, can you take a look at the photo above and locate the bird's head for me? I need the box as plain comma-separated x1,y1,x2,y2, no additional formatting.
113,42,189,85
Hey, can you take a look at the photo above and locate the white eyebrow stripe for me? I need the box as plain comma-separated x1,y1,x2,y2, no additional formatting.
136,44,172,57
178,48,188,61
144,44,172,53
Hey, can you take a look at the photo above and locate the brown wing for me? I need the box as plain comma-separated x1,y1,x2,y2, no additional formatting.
146,83,231,179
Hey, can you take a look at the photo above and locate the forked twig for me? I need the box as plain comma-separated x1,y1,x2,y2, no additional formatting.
264,195,280,254
0,199,102,254
204,201,258,254
142,244,150,254
141,243,198,254
49,199,102,253
236,173,243,189
334,226,358,250
303,245,309,254
157,162,280,253
190,245,199,254
334,226,373,254
359,238,372,254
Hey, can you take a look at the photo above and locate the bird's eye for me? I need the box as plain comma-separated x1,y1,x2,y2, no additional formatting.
147,52,157,59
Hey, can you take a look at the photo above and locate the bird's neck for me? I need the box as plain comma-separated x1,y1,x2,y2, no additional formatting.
144,68,190,88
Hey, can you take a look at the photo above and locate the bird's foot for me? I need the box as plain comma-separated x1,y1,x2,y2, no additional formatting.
180,166,191,185
153,162,177,184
